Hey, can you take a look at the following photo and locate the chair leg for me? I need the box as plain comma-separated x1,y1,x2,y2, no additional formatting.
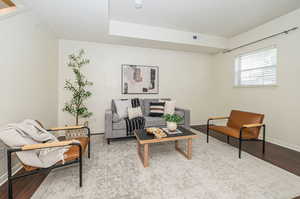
7,151,13,199
78,145,82,187
206,120,210,143
262,125,266,154
8,179,12,199
227,136,229,144
239,138,242,159
86,127,91,159
88,141,91,159
263,140,266,154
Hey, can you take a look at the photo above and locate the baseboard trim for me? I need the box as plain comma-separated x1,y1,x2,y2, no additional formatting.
91,132,104,135
266,137,300,153
0,163,22,186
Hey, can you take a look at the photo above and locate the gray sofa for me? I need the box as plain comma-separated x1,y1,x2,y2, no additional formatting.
105,98,190,144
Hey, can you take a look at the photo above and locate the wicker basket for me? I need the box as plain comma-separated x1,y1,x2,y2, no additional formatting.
65,121,89,140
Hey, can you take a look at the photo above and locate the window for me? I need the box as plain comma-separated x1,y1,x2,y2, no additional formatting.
235,47,277,87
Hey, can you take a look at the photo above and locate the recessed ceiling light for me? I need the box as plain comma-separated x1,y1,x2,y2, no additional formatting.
135,0,143,9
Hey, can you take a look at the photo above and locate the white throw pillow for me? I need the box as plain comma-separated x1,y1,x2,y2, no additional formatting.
128,107,143,119
160,100,176,115
114,99,131,118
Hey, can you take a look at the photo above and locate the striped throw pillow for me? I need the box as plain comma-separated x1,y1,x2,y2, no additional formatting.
149,102,165,117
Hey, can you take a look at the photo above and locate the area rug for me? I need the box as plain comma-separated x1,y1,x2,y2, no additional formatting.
32,129,300,199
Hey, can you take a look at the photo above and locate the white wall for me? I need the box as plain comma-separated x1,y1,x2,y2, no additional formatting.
212,8,300,151
0,11,58,184
58,40,214,133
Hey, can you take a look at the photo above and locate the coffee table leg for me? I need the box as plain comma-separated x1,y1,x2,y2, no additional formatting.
175,139,193,160
137,141,141,154
137,142,149,168
187,138,192,160
144,144,149,167
175,140,179,149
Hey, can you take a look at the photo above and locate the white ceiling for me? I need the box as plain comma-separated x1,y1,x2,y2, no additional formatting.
25,0,109,42
110,0,300,37
23,0,300,53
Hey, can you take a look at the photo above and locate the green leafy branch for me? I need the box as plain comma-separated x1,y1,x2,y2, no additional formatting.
163,114,183,124
63,49,93,125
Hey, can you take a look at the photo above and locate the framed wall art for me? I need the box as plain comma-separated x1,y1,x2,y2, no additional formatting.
121,64,159,94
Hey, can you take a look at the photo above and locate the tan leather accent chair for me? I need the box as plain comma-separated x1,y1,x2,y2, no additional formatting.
207,110,265,158
6,122,91,199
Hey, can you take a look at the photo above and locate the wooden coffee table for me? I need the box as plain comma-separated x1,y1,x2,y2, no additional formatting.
134,127,198,168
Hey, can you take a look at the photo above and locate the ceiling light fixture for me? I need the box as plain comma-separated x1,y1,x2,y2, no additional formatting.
135,0,143,9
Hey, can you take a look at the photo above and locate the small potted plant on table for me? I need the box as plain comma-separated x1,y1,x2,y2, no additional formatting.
163,114,183,131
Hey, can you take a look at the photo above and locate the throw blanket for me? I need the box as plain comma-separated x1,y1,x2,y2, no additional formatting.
0,119,69,168
125,98,145,136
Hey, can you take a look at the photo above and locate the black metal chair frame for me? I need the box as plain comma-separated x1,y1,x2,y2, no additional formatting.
6,126,90,199
206,118,266,158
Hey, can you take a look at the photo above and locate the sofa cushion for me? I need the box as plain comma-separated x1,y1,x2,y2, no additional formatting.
175,110,184,118
149,102,165,117
112,113,122,123
145,116,166,127
160,99,176,115
113,116,167,130
143,98,159,116
165,100,176,115
128,107,143,119
112,120,126,130
114,99,131,118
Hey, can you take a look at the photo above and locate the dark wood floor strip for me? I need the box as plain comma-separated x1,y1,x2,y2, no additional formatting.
191,125,300,177
0,168,49,199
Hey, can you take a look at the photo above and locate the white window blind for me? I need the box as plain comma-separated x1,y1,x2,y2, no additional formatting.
235,47,277,86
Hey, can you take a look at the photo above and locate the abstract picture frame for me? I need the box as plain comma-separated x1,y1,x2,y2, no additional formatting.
121,64,159,94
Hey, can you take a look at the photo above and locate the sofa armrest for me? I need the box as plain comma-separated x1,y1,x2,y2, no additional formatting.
175,107,190,129
105,109,113,139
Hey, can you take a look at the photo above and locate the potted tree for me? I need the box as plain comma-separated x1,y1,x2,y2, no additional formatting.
63,49,93,126
163,114,183,131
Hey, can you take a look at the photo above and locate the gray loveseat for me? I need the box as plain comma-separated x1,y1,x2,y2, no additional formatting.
105,98,190,144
